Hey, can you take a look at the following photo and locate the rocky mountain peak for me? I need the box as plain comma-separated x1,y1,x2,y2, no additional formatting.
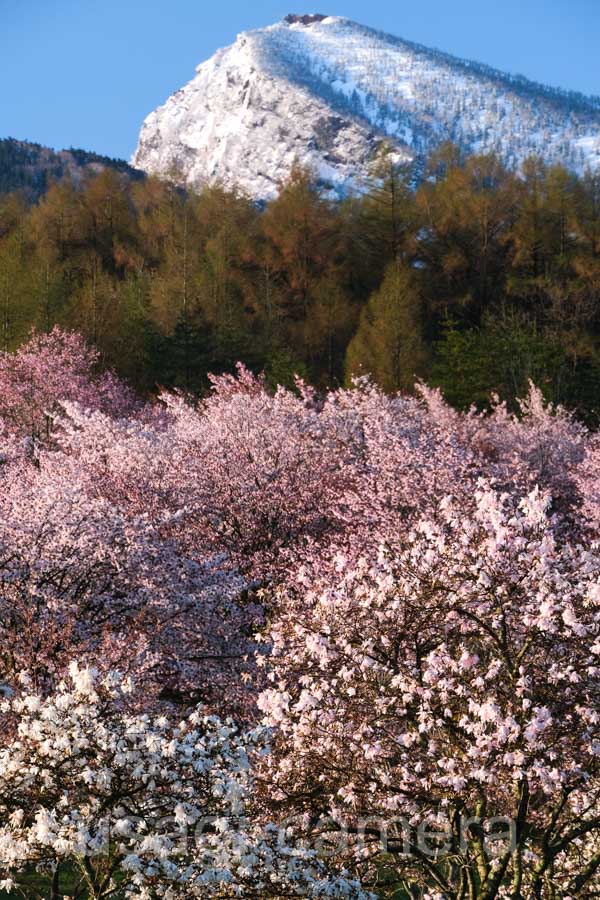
132,16,600,200
283,14,329,26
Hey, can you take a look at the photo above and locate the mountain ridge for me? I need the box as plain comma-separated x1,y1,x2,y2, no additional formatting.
270,15,600,113
0,138,143,202
133,14,600,198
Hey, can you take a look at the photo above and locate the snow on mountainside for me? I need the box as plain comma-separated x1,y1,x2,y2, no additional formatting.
132,14,600,199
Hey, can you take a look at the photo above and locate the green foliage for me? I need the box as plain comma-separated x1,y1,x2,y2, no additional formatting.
263,348,310,391
0,862,90,899
346,262,428,392
432,311,600,422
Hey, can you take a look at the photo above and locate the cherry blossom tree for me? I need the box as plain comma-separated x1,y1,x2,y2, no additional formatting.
42,369,351,585
480,383,586,515
258,484,600,898
0,327,134,451
155,367,355,578
48,368,585,585
575,429,600,538
0,452,259,713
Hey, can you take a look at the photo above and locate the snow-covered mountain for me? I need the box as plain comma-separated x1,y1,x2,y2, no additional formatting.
132,13,600,199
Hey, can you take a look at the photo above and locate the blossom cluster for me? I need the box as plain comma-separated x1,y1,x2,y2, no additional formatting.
0,664,368,898
0,329,597,898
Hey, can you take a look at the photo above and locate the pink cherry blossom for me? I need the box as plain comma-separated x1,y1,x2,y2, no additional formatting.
0,337,596,898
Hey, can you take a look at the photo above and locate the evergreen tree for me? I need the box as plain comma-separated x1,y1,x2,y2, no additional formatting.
356,143,418,269
345,262,427,392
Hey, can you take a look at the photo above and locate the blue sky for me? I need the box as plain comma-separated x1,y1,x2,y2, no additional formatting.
2,0,599,161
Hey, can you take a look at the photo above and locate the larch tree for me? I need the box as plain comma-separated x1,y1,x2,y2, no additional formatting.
345,262,428,392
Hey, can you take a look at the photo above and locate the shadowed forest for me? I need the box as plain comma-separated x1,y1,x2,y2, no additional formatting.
1,144,600,418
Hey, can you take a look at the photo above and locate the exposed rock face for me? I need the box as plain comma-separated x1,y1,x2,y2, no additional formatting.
283,14,329,26
132,22,392,199
132,15,600,200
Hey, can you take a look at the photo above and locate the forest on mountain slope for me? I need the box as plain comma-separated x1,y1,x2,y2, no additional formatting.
0,138,142,203
1,143,600,420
